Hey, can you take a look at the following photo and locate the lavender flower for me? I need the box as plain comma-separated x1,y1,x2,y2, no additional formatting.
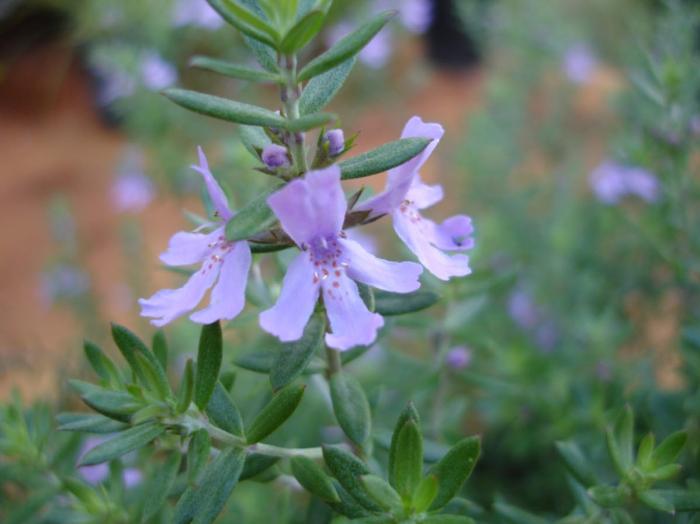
325,129,345,156
356,116,474,280
507,289,540,330
77,437,142,486
259,166,422,350
398,0,433,34
172,0,224,29
445,346,472,370
140,51,178,91
563,43,597,85
261,144,290,169
39,265,90,308
139,147,251,326
589,161,660,204
111,148,154,213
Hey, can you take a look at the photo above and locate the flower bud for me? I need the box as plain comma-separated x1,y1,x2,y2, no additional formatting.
262,144,290,169
324,129,345,156
445,346,471,370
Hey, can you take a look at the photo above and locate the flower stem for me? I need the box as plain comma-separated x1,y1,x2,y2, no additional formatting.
325,345,342,377
280,54,307,174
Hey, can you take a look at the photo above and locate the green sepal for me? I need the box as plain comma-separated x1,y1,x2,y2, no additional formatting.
270,314,326,391
173,447,246,524
240,453,280,481
374,290,440,316
413,474,439,512
280,9,326,53
360,474,403,512
140,451,182,522
194,322,223,410
176,359,195,414
428,436,481,510
225,185,281,242
246,384,305,443
391,419,423,500
164,88,286,128
330,372,372,446
291,456,340,502
78,423,164,466
298,10,396,82
190,56,281,83
187,429,212,484
339,137,431,180
322,444,383,512
83,341,121,386
299,57,355,115
651,430,687,468
205,382,245,436
56,412,128,434
152,330,168,372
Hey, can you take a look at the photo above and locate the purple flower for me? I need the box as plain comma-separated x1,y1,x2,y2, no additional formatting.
172,0,224,29
445,346,471,370
39,265,90,308
78,437,109,485
589,161,660,204
259,166,422,351
139,147,251,327
261,144,290,169
122,468,143,487
325,129,345,156
140,51,177,91
507,289,540,330
399,0,433,34
563,43,597,85
111,150,155,213
356,116,474,281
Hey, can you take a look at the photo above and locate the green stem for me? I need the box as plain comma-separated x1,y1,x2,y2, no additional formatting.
325,345,342,377
280,54,307,174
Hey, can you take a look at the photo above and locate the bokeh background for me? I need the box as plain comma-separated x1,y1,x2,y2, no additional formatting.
1,0,700,521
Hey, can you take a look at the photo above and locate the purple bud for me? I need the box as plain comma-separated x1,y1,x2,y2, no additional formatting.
261,144,290,169
445,346,472,370
325,129,345,156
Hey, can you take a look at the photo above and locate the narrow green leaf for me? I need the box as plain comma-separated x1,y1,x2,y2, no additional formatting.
299,58,355,115
651,430,687,468
221,0,280,42
281,9,326,53
164,88,286,128
111,324,169,394
246,384,305,443
338,137,431,180
240,453,280,481
240,125,271,158
612,405,634,473
360,474,403,512
647,463,682,481
330,481,372,519
83,341,121,385
638,490,675,514
190,56,281,83
428,436,481,510
271,314,325,390
194,322,223,410
645,489,700,511
152,331,168,372
287,112,337,132
234,351,275,373
291,456,340,502
79,423,164,466
422,516,475,524
225,185,280,241
392,419,423,500
187,429,212,484
177,359,195,413
494,500,550,524
205,382,245,436
134,352,170,399
374,289,440,316
357,283,376,312
70,380,142,421
330,372,372,446
588,485,626,508
173,447,245,524
413,474,439,512
141,452,182,522
555,441,597,487
322,445,383,512
389,402,420,489
298,11,396,82
57,412,128,433
636,433,655,470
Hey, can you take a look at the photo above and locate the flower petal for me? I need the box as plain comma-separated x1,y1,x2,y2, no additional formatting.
406,177,444,209
190,241,251,324
432,215,475,251
259,252,320,341
392,211,471,281
267,166,346,246
191,146,233,221
340,237,422,293
159,227,223,266
139,262,220,327
323,273,384,351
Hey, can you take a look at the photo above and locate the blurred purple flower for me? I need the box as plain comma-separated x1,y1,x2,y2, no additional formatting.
563,43,597,85
690,115,700,137
399,0,433,34
111,149,155,213
140,51,178,91
445,346,472,370
259,166,422,350
94,65,136,105
325,129,345,156
122,468,143,487
139,147,251,326
356,116,474,280
507,289,540,330
261,144,290,169
39,265,90,308
589,161,660,204
327,22,392,69
172,0,224,29
78,437,109,485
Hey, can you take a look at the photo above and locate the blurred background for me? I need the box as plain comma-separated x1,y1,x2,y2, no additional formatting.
1,0,700,521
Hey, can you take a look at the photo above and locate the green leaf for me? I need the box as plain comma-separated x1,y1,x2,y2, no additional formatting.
205,382,245,436
187,429,212,484
291,456,340,502
421,516,475,524
330,372,372,446
177,359,195,414
299,58,355,115
287,112,337,132
246,384,305,443
610,405,634,474
330,481,372,519
361,474,403,512
298,10,396,82
339,137,431,180
322,445,383,512
358,283,376,312
234,351,276,373
651,430,687,468
141,451,182,522
56,412,128,433
493,500,550,524
636,433,655,470
111,324,169,394
374,290,440,316
413,475,439,512
152,331,168,371
647,463,682,481
173,447,245,524
281,9,326,53
190,56,281,83
428,436,481,510
79,423,164,466
240,453,279,481
220,0,280,46
164,88,286,128
645,489,700,512
391,419,423,500
555,441,597,487
83,341,121,385
194,322,223,410
70,380,142,421
133,352,170,399
240,125,271,157
638,490,675,514
225,185,281,241
271,314,326,390
588,485,626,508
389,402,420,489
